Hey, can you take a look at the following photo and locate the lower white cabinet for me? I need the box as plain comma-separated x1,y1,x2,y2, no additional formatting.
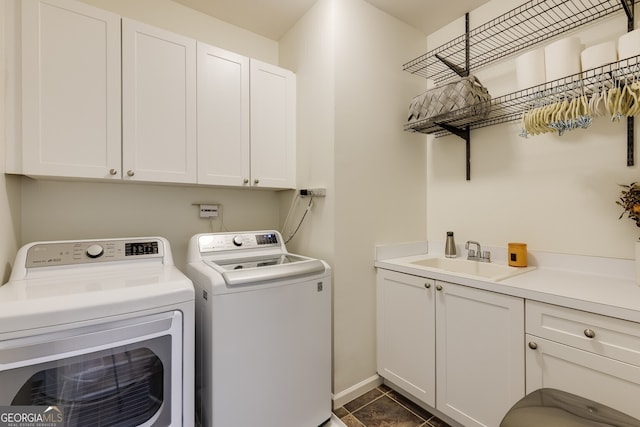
436,280,525,427
376,269,525,427
377,270,436,406
525,301,640,419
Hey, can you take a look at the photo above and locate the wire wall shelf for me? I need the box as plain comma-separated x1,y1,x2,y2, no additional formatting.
405,54,640,137
403,0,635,179
403,0,633,84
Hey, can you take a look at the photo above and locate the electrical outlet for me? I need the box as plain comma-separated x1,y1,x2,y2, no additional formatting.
299,188,327,197
199,204,219,218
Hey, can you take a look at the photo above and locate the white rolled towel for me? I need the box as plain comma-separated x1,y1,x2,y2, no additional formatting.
516,48,546,90
619,29,640,61
581,41,617,70
545,37,582,82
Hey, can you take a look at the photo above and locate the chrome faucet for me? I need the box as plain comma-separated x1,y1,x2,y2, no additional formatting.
466,240,491,262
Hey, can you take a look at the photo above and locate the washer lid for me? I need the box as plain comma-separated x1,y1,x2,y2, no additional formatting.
0,237,193,335
0,265,193,335
204,255,326,286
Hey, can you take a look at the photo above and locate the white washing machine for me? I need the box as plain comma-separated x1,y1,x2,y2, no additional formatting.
186,230,331,427
0,237,194,426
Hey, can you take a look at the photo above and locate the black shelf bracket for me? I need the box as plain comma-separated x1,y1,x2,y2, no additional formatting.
434,13,473,180
434,13,471,78
621,0,634,21
434,54,469,77
437,123,471,180
622,0,635,166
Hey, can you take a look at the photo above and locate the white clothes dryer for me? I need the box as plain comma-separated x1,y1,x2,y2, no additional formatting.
186,231,332,427
0,237,194,426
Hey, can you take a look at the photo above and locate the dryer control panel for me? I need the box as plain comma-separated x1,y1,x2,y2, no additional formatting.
25,238,164,267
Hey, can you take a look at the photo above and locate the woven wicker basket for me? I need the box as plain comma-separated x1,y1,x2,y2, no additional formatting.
407,75,491,123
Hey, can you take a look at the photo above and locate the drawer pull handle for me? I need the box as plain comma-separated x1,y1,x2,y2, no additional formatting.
528,341,538,350
584,329,596,339
436,284,443,291
424,283,431,289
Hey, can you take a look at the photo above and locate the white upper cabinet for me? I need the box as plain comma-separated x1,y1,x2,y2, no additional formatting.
196,43,250,186
122,19,197,184
12,0,295,189
197,55,296,189
250,59,296,189
20,0,121,179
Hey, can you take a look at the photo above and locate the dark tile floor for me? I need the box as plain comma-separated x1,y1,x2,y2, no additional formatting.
333,384,451,427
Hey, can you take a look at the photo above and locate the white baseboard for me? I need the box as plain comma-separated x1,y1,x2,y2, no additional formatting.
331,374,382,409
326,414,347,426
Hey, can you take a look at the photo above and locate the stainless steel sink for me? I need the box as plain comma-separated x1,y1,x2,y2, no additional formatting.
410,257,535,281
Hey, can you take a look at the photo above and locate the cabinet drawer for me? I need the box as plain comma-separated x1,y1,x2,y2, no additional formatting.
526,301,640,366
526,335,640,419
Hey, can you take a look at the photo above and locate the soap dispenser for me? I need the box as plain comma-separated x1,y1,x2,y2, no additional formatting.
445,231,457,258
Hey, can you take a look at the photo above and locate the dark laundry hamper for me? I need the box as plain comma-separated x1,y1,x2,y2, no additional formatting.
500,388,640,427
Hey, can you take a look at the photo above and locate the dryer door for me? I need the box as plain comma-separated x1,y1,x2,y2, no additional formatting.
0,311,183,427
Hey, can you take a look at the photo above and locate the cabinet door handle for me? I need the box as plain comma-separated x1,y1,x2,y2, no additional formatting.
243,178,249,184
435,284,443,291
528,341,538,350
254,179,260,184
109,168,118,176
584,328,596,339
127,170,135,177
424,283,431,289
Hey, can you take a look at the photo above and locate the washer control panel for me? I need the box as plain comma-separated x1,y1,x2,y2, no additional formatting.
25,238,163,267
198,232,281,253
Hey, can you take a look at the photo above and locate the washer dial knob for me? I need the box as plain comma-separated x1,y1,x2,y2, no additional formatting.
86,244,104,258
232,236,243,247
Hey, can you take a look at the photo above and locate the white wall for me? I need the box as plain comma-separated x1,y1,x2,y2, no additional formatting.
0,1,21,283
20,180,280,272
426,0,640,259
279,0,336,264
279,0,427,395
332,0,427,394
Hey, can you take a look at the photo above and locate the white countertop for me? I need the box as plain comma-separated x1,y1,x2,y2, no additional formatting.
375,242,640,324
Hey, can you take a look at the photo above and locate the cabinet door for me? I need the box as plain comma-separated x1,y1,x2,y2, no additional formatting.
526,334,640,420
122,19,197,183
196,43,250,186
436,281,524,427
249,59,296,189
21,0,121,179
376,270,435,406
